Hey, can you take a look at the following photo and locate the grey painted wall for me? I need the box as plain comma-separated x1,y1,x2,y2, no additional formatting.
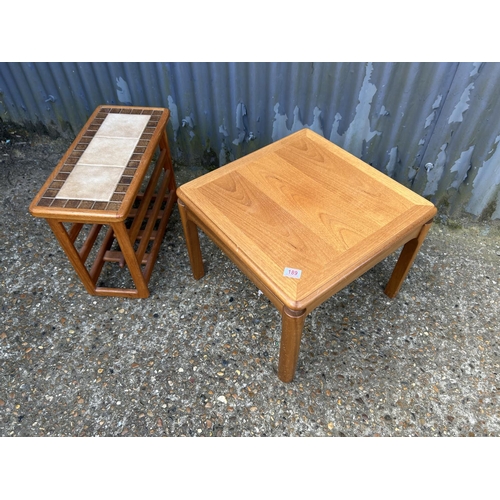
1,62,499,219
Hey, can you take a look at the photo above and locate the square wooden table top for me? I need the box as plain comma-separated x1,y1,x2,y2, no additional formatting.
177,129,437,311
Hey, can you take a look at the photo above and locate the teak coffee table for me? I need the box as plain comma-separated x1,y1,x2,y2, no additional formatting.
177,129,437,382
29,105,177,298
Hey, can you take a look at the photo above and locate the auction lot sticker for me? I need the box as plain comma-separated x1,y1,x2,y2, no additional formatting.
283,267,302,279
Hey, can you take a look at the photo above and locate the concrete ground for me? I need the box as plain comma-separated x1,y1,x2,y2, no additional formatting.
1,131,499,437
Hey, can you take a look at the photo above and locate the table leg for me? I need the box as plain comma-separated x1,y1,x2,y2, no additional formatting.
384,220,433,298
46,219,97,295
111,222,150,298
278,306,307,383
178,200,205,280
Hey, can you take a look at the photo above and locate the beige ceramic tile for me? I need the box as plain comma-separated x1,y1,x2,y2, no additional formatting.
95,114,150,139
78,137,138,167
56,165,125,201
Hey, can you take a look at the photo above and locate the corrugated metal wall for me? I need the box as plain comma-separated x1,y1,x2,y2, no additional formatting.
1,62,499,219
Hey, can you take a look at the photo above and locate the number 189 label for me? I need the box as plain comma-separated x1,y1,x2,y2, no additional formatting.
283,267,302,279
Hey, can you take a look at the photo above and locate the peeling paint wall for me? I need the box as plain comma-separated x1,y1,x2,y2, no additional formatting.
331,62,381,158
1,61,500,220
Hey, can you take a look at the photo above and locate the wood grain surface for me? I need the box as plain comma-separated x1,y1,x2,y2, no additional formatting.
177,129,436,311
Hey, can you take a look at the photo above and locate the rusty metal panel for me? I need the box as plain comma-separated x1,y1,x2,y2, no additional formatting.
1,61,499,219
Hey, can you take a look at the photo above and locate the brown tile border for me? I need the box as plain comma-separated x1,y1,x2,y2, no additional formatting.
36,107,163,211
